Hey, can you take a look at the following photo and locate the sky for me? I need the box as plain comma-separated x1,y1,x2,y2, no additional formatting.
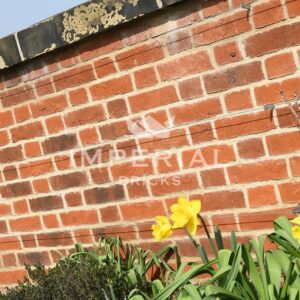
0,0,86,38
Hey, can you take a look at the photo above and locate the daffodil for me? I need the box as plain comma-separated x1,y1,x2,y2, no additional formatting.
171,197,201,236
152,216,173,241
291,216,300,226
292,226,300,243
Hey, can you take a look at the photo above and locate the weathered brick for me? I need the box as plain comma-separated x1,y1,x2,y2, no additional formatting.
42,134,77,154
37,231,74,247
0,181,32,199
107,98,128,119
54,65,95,91
30,195,63,212
204,62,264,94
200,168,226,187
50,172,87,191
237,138,265,159
100,206,120,222
84,185,125,205
60,210,99,226
247,185,277,207
94,57,117,78
224,89,253,112
266,132,300,155
18,252,51,266
214,41,242,66
0,111,14,128
10,216,42,232
178,77,203,101
134,67,158,89
158,51,212,81
0,85,35,108
14,105,31,123
286,0,300,18
11,122,44,143
19,158,53,178
279,182,300,203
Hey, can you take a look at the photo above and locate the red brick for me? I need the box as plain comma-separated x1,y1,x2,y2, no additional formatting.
158,51,212,81
90,75,133,100
73,229,93,244
90,167,110,184
252,0,284,28
60,210,98,226
0,130,9,146
0,203,11,216
54,65,95,91
65,192,82,207
237,138,265,159
107,98,128,119
94,57,117,78
139,128,189,153
2,254,17,267
30,195,63,212
84,185,125,205
178,77,203,100
11,121,44,143
3,165,18,181
182,144,236,168
211,214,238,232
193,11,250,45
13,200,28,214
189,122,214,145
247,185,277,207
290,156,300,176
10,216,42,232
166,29,192,55
100,206,120,222
0,111,13,128
192,190,245,211
245,22,300,57
277,104,300,128
202,0,229,17
35,78,54,97
116,42,164,70
45,116,65,134
30,95,68,118
156,153,179,174
239,209,294,231
0,270,27,285
80,128,99,145
127,181,149,199
228,159,287,184
204,61,264,94
59,47,79,68
24,141,42,158
129,86,178,113
111,158,154,180
201,168,226,187
266,132,300,155
279,181,300,203
121,201,165,220
170,97,222,126
0,237,21,251
93,225,136,241
286,0,300,17
20,158,53,178
134,67,158,89
37,231,74,247
214,41,242,66
0,181,32,199
254,82,281,105
50,172,87,191
33,178,51,193
150,173,199,196
69,88,89,106
0,145,23,163
21,234,37,248
215,111,275,139
14,105,31,123
0,220,8,233
64,105,105,127
265,52,296,79
0,85,35,108
225,89,253,112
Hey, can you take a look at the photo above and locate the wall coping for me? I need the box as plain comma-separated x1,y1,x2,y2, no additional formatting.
0,0,184,71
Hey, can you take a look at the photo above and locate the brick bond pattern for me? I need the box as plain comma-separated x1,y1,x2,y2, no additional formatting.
0,0,300,288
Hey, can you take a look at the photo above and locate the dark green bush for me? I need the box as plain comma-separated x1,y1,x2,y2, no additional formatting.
1,255,135,300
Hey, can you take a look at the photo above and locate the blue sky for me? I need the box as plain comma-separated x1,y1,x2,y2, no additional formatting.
0,0,86,38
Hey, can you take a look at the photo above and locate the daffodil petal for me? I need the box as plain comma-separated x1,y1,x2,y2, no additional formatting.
291,216,300,226
189,200,201,214
186,217,198,236
292,226,300,243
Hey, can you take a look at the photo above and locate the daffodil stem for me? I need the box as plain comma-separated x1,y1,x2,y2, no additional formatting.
197,213,218,258
183,227,198,249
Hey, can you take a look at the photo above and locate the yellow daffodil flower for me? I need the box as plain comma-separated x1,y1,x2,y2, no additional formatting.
292,225,300,243
171,197,201,236
291,216,300,226
152,216,173,241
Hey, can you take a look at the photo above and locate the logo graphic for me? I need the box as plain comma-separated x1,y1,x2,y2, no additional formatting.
127,115,174,138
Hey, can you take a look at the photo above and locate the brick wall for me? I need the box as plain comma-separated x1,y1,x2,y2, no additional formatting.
0,0,300,288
